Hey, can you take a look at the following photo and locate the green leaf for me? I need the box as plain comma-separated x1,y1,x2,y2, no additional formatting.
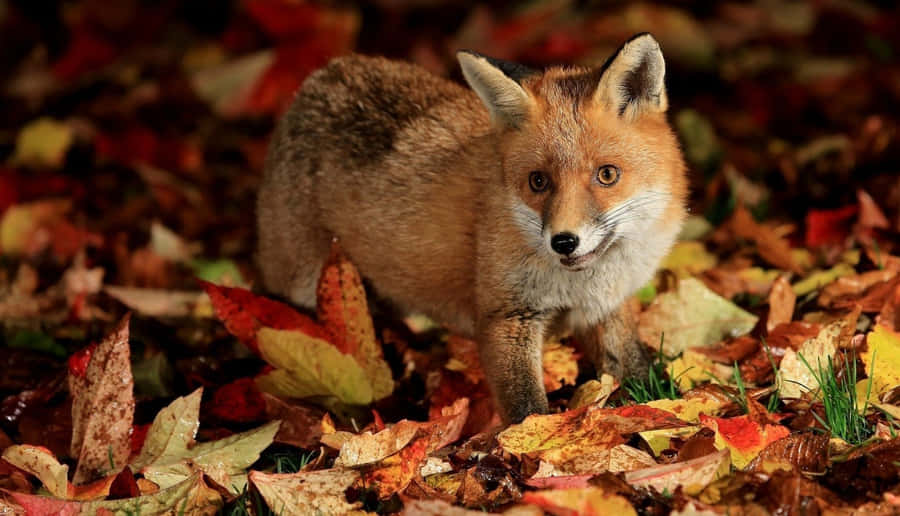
638,278,758,355
142,420,280,494
130,388,202,471
189,258,246,287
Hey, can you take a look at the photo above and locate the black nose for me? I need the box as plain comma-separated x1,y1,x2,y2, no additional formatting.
550,232,579,255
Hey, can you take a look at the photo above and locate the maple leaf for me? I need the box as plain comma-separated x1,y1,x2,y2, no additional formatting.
140,420,278,494
249,468,361,516
625,448,731,496
638,277,758,355
68,315,135,485
200,280,324,354
699,414,790,469
1,445,119,501
129,389,202,471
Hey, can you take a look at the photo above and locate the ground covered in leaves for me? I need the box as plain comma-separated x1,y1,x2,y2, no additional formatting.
2,1,900,515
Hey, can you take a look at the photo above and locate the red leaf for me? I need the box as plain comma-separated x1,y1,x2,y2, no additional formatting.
108,467,141,499
67,343,97,378
130,424,150,457
207,377,266,423
805,205,857,247
243,0,326,40
200,280,324,353
52,26,118,81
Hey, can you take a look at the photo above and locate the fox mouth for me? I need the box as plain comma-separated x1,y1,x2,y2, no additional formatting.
559,231,616,269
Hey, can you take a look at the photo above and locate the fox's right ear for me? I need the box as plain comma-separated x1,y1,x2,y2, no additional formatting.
457,51,536,129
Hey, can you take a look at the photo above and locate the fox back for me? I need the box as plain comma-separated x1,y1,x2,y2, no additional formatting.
257,34,688,422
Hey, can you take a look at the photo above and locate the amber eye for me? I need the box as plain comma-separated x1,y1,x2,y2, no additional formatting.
596,165,621,186
528,171,550,193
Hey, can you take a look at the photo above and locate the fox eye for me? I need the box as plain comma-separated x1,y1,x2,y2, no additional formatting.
596,165,621,186
528,171,550,193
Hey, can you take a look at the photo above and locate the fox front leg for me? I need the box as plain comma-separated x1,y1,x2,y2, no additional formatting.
575,299,651,381
479,312,549,423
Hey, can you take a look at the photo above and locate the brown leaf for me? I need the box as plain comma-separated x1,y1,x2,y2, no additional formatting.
261,393,325,449
767,275,796,332
728,205,804,274
69,315,134,485
745,432,829,474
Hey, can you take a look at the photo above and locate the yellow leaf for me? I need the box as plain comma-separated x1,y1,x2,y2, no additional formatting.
530,444,657,477
12,117,74,168
639,426,702,456
792,263,855,296
647,398,724,423
639,278,758,355
542,340,579,392
255,328,374,404
660,241,717,277
568,374,617,409
667,349,734,392
0,200,71,255
1,445,69,498
862,325,900,398
130,389,202,471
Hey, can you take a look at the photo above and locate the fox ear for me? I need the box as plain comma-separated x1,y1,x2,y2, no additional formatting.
595,33,668,120
457,51,536,129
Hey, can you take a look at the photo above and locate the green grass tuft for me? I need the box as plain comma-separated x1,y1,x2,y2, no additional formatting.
798,350,874,445
623,344,681,404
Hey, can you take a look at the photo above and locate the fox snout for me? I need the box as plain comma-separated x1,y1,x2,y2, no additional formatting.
550,232,579,255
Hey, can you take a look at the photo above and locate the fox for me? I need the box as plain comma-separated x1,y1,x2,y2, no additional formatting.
256,33,688,423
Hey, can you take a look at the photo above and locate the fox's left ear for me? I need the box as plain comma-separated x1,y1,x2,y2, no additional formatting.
595,33,668,120
457,50,537,129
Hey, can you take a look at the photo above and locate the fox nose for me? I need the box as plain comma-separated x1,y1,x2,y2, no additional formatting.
550,232,579,255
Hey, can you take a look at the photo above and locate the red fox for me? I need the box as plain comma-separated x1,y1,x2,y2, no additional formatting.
257,33,688,423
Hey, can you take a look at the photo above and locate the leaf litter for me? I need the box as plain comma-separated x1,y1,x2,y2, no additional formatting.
1,1,900,514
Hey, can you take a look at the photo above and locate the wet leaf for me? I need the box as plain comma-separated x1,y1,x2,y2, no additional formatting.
862,324,900,399
129,389,202,471
249,468,360,516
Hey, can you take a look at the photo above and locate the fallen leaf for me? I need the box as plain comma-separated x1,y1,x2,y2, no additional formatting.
129,389,202,471
639,426,702,456
314,245,393,400
262,393,326,449
767,275,796,332
568,374,617,409
201,281,324,353
69,315,135,485
639,278,758,355
522,487,637,516
104,287,208,318
779,320,843,399
2,445,68,498
530,443,657,477
745,432,829,474
857,189,890,231
255,328,380,404
625,449,731,496
250,468,360,516
818,268,898,308
792,264,856,296
699,414,791,469
660,241,718,277
542,340,579,391
728,205,803,274
11,118,74,169
862,325,900,399
190,50,275,117
668,349,735,392
5,473,221,515
0,199,71,256
141,420,279,493
805,205,858,247
646,397,725,424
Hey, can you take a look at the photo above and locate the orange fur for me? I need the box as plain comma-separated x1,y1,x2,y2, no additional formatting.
257,34,688,422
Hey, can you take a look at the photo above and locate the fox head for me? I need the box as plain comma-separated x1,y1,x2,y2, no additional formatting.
458,34,688,272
